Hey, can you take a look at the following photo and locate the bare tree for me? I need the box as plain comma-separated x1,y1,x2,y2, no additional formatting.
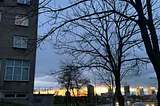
4,0,160,105
36,0,160,103
117,1,160,104
51,61,90,106
40,1,149,106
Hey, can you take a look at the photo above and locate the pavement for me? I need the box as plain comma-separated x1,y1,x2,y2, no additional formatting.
98,102,157,106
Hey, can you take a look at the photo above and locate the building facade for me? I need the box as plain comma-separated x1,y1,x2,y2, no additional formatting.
136,86,144,96
0,0,38,105
148,87,156,96
87,84,94,103
124,85,130,96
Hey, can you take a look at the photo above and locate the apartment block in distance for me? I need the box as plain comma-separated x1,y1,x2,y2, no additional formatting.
148,87,156,96
136,86,144,96
124,85,130,96
0,0,38,105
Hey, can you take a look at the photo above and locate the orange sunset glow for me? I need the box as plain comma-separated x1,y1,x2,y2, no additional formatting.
34,85,139,96
34,86,108,96
34,85,154,96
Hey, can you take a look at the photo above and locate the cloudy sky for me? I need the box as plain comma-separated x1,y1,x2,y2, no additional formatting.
34,0,158,90
34,46,157,89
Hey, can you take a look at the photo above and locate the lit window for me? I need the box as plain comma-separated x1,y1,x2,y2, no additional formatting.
15,16,28,26
5,60,30,81
13,36,28,49
17,0,30,5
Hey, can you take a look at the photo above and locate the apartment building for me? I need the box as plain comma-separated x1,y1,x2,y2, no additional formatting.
148,87,156,96
0,0,38,105
124,85,130,96
136,86,144,96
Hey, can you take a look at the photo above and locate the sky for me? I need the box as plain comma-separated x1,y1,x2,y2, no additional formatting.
34,46,157,89
34,0,158,90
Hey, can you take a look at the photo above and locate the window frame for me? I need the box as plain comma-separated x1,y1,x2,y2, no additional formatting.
13,35,28,49
15,15,29,27
4,60,30,81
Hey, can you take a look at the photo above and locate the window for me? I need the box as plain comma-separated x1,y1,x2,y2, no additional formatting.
4,94,16,98
4,93,27,98
16,94,27,98
13,36,28,49
17,0,30,5
15,16,28,26
5,60,30,81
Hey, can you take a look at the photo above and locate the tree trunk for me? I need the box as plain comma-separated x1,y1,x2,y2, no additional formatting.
136,1,160,105
76,90,79,106
138,22,160,105
66,89,69,106
157,78,160,106
112,92,116,106
152,63,160,106
115,76,124,106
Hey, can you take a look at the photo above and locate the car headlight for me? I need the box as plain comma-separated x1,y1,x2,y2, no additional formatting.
151,104,154,106
146,104,149,106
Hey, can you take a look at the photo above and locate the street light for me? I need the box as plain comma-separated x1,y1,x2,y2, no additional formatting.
116,102,119,106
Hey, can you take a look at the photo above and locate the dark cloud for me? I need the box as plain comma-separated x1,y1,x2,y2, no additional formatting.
127,64,157,88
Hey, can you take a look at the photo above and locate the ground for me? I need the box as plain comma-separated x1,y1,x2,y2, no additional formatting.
0,103,21,106
54,103,88,106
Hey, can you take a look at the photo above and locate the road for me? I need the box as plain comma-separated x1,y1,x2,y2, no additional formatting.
98,102,157,106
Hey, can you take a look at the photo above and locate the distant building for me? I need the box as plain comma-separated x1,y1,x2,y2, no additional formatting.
108,84,113,93
130,91,136,96
87,84,94,103
124,85,130,96
148,87,156,96
136,86,144,96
